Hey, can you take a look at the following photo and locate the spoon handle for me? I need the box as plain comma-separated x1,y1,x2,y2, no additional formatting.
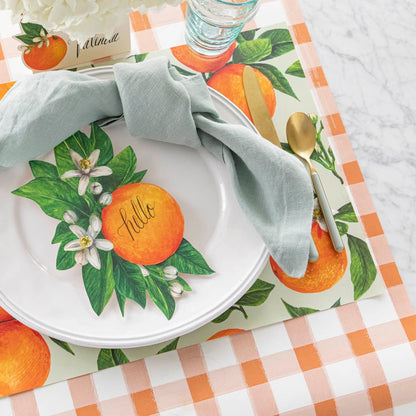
311,172,344,252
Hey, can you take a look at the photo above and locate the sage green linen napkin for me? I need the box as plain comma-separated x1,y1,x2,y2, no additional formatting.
0,57,313,277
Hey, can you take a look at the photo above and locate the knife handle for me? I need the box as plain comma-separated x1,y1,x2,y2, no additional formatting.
309,236,319,263
311,172,344,252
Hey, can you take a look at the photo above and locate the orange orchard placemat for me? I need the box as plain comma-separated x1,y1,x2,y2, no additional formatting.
0,20,387,397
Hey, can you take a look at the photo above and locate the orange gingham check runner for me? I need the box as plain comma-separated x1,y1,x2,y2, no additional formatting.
0,0,416,415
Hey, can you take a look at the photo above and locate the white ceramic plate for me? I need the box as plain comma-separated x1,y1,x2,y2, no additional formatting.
0,66,268,348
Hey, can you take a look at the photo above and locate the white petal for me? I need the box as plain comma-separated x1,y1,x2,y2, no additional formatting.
86,246,101,270
61,169,82,179
69,224,87,238
75,250,88,266
63,210,78,224
95,239,113,251
89,166,112,177
78,175,90,195
88,215,101,238
88,149,100,167
69,149,83,169
64,239,83,251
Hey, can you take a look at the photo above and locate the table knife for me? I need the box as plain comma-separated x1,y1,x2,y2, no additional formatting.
242,65,319,263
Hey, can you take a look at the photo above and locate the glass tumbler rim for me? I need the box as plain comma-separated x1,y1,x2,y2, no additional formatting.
191,0,259,7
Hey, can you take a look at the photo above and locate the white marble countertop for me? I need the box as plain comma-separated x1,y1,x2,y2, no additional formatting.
298,0,416,310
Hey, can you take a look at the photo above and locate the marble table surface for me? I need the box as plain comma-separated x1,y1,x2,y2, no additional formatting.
298,0,416,310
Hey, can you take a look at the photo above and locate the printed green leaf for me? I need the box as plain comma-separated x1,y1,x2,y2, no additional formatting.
56,244,76,270
144,267,175,320
160,239,214,275
89,122,114,165
99,146,137,193
334,202,358,223
251,63,299,100
134,53,148,63
175,276,192,291
331,298,341,308
233,38,272,64
29,160,59,178
259,29,294,58
115,288,126,317
236,279,275,306
285,60,305,78
52,221,72,244
348,234,377,300
82,251,115,315
50,338,75,355
237,29,257,42
113,254,146,308
282,299,319,318
97,348,129,370
211,308,233,323
12,178,90,220
15,34,35,45
157,337,180,354
21,22,47,37
125,169,147,185
336,221,349,236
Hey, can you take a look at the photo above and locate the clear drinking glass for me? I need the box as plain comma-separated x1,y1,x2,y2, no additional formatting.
185,0,260,57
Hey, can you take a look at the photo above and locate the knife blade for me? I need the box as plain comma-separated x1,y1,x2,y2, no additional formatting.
242,65,281,148
243,65,319,263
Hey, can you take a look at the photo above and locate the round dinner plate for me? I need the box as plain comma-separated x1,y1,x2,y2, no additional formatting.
0,66,268,348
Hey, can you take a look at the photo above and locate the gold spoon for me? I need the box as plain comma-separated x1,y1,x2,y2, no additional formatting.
287,112,344,252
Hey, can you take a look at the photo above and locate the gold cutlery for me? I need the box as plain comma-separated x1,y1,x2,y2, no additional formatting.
242,66,319,263
286,112,344,252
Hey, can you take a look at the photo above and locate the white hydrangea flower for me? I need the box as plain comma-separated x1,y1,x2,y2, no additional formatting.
1,0,182,43
60,149,112,196
64,214,113,269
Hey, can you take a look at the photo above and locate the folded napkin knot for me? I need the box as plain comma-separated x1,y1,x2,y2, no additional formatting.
0,56,313,277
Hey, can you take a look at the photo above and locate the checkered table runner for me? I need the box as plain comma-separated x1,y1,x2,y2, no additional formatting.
0,0,415,415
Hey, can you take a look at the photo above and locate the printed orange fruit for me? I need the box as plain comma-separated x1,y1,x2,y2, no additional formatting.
102,183,184,265
270,222,348,293
171,42,236,73
208,328,245,340
23,36,67,70
0,306,13,323
0,320,50,396
207,63,276,122
0,81,16,101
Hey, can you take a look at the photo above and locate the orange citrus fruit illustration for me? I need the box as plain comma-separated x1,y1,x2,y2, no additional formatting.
270,222,348,293
0,81,16,101
207,63,276,122
0,319,51,396
102,183,184,265
208,328,245,340
0,306,13,323
23,36,67,70
171,42,236,73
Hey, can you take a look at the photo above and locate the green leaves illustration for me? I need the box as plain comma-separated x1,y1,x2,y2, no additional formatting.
12,123,214,318
212,279,275,323
97,349,129,370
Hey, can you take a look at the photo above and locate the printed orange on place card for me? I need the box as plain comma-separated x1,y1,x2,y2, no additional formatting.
14,20,131,72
